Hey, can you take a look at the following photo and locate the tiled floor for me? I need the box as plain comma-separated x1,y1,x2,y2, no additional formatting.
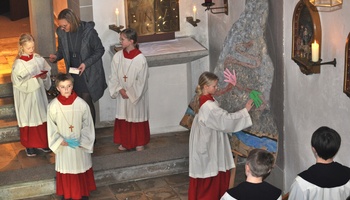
1,127,246,200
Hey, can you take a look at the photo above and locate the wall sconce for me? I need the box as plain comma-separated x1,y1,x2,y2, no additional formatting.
202,0,228,15
187,5,200,27
109,8,124,33
311,40,336,67
309,0,343,11
109,24,124,33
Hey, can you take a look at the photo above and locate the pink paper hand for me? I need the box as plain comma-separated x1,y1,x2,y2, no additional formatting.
223,68,237,86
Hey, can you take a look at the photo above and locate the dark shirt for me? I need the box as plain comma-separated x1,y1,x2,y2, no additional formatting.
299,162,350,188
226,181,281,200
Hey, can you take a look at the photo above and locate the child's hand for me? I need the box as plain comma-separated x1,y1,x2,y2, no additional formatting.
223,68,237,86
119,89,129,99
39,73,47,79
245,99,254,111
61,140,68,146
249,90,263,108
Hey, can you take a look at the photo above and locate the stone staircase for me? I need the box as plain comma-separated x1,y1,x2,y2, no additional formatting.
0,72,19,144
0,74,189,199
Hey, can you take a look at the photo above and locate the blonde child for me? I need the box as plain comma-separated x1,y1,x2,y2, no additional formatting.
188,71,254,200
108,28,150,151
221,148,282,200
11,33,51,157
47,73,96,200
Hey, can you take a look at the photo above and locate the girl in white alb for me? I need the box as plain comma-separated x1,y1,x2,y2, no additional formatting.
108,28,150,151
11,33,51,157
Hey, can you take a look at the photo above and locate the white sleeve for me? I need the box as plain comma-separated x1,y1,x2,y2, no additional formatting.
108,53,123,99
199,101,252,133
288,177,306,200
126,56,148,104
220,192,237,200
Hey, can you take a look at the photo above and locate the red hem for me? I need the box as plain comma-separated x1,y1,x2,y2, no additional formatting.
188,171,230,200
113,119,150,149
56,168,96,199
20,122,49,148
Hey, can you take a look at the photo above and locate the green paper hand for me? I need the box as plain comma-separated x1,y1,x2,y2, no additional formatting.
249,90,263,108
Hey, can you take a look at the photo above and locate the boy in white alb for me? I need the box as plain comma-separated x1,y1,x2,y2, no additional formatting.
221,148,282,200
47,73,96,200
288,126,350,200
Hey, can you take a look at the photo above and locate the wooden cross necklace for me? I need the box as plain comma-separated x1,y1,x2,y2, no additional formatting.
58,103,74,132
122,57,134,82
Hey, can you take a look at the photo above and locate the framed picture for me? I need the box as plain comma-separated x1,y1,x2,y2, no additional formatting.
344,32,350,97
292,0,322,75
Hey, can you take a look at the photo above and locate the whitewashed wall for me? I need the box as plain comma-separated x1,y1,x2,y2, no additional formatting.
284,0,350,191
92,0,209,133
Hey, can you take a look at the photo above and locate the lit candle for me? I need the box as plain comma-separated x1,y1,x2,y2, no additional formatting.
115,8,120,27
311,40,319,62
193,6,197,21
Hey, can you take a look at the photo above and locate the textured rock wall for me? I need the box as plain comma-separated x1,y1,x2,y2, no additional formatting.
214,0,278,140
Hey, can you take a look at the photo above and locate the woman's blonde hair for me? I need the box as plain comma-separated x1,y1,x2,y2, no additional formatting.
192,71,218,113
17,33,35,57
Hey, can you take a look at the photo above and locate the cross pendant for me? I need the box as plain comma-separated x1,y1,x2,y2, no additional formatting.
123,75,127,82
69,125,74,132
73,53,76,58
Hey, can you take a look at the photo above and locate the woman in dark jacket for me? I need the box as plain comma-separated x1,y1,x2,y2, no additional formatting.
49,8,107,124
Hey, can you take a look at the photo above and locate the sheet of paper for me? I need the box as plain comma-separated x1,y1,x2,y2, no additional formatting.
69,67,80,74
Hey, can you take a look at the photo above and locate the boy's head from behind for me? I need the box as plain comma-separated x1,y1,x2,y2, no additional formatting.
311,126,341,160
246,148,275,178
55,73,74,98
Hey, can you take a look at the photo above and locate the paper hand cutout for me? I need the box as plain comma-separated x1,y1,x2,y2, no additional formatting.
223,68,237,86
65,138,80,149
249,90,263,108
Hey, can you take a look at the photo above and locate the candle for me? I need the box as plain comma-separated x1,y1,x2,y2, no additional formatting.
193,6,197,21
205,0,212,3
311,40,319,62
115,8,120,27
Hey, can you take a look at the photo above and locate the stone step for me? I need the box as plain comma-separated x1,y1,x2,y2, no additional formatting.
0,128,190,199
0,73,11,84
0,97,16,120
0,82,13,98
0,119,19,143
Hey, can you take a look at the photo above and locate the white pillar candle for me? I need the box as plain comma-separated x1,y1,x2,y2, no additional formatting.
115,8,120,27
193,6,197,21
311,40,319,62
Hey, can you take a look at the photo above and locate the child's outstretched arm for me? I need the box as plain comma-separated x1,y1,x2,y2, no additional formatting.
215,68,236,96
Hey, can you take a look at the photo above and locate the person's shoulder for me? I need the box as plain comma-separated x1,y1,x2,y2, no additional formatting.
261,181,282,194
81,21,95,30
75,96,90,107
48,98,59,107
